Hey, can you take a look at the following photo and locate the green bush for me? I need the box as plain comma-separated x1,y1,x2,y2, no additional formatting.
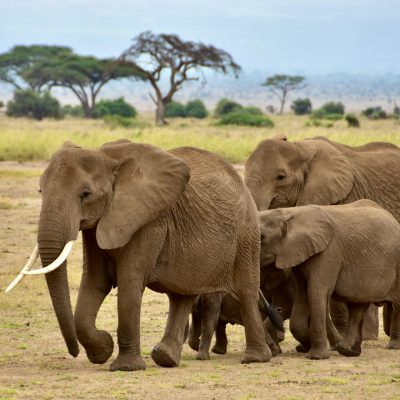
62,104,84,117
165,101,187,117
345,113,360,127
217,110,274,127
6,90,62,120
243,106,263,116
312,110,344,120
94,97,136,118
291,98,312,115
362,106,387,120
102,115,137,128
319,101,345,115
214,98,243,116
185,100,208,118
0,100,4,109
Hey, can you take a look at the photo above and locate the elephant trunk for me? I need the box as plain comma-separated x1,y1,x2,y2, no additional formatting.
38,209,79,357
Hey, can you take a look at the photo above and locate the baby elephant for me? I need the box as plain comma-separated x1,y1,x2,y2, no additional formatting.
259,199,400,360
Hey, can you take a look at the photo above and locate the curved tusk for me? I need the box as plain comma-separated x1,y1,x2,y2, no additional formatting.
5,245,39,293
23,241,74,276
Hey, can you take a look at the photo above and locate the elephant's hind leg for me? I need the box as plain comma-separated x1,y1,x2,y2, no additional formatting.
151,293,196,367
212,319,228,354
336,303,369,357
386,303,400,349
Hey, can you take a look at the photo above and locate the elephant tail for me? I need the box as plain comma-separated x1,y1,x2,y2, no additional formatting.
258,289,285,332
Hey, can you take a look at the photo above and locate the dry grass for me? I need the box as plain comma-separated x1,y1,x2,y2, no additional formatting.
1,114,400,163
1,157,400,399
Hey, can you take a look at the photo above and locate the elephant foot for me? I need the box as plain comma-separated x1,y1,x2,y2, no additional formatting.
110,354,146,372
211,345,227,355
151,342,180,368
188,337,200,352
386,340,400,350
84,330,114,364
240,345,271,364
196,351,210,361
270,343,282,357
336,341,361,357
306,347,330,360
295,343,310,353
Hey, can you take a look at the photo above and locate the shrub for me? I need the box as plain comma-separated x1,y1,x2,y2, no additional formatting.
217,110,274,127
291,98,312,115
94,97,137,118
62,104,84,117
319,101,345,115
165,101,187,117
185,100,208,118
6,90,62,120
0,100,4,109
345,113,360,127
243,106,263,116
103,115,136,128
362,106,387,120
214,98,243,116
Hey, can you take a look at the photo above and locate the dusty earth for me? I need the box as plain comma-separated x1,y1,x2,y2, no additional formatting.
0,161,400,400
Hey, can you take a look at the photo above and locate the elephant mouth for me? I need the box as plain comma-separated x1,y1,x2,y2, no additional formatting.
80,219,97,230
260,252,276,267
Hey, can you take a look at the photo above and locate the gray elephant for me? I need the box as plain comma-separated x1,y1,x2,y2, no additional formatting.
7,140,271,371
245,135,400,339
259,200,400,360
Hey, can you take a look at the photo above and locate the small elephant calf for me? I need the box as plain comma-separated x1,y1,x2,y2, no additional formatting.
259,199,400,359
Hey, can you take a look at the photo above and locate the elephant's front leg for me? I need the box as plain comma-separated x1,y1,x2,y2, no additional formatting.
110,272,145,371
151,293,196,367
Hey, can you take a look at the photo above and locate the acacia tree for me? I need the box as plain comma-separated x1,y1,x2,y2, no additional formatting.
120,31,241,125
262,74,305,114
29,54,144,118
0,45,73,92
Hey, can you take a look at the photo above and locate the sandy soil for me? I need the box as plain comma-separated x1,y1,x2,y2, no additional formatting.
0,162,399,400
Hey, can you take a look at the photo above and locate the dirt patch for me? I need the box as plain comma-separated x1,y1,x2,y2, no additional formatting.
1,163,400,400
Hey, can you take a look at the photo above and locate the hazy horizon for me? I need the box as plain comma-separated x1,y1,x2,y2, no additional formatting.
1,0,400,75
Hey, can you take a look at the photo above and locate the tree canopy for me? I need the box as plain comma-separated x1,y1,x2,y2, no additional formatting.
262,74,305,114
0,45,73,92
120,31,241,124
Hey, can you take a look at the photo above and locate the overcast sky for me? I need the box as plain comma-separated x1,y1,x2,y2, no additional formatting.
1,0,399,74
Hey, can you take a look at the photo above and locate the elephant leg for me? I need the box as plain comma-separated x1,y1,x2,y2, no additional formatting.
188,297,201,351
263,319,282,356
386,303,400,349
336,303,369,357
212,319,228,354
74,230,113,365
151,293,196,367
289,273,311,353
383,302,393,338
326,310,343,349
330,298,348,337
110,274,145,372
196,293,223,360
361,304,379,340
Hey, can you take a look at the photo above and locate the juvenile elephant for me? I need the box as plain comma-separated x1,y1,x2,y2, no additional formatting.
259,200,400,359
245,135,400,339
7,140,271,371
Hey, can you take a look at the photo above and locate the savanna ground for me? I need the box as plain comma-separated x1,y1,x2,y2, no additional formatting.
1,114,400,399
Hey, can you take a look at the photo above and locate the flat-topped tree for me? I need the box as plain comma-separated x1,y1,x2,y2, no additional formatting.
120,31,241,125
28,54,144,118
262,74,305,114
0,45,72,92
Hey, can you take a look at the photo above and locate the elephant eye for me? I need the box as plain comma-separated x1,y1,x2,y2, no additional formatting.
79,189,91,200
276,173,286,181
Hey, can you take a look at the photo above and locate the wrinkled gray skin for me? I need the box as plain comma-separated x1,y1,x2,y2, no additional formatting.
36,139,270,371
245,135,400,339
259,200,400,359
188,268,292,360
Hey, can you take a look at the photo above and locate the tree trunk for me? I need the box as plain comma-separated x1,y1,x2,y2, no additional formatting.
155,101,167,126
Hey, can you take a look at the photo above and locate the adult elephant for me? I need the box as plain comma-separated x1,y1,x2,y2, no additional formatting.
7,140,270,371
245,135,400,340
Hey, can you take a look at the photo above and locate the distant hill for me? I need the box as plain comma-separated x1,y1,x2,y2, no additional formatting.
1,72,400,113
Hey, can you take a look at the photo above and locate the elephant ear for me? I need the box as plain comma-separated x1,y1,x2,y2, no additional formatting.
295,139,354,205
276,206,333,269
97,142,190,249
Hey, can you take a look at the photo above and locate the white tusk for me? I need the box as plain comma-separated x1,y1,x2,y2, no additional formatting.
23,241,74,276
5,245,39,293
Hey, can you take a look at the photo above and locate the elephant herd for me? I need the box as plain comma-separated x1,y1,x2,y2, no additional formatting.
6,135,400,371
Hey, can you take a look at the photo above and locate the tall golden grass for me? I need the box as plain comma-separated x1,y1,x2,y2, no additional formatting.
1,114,400,162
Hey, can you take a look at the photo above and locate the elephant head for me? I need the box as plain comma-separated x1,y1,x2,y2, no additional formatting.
259,206,333,269
8,139,190,356
244,136,354,210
